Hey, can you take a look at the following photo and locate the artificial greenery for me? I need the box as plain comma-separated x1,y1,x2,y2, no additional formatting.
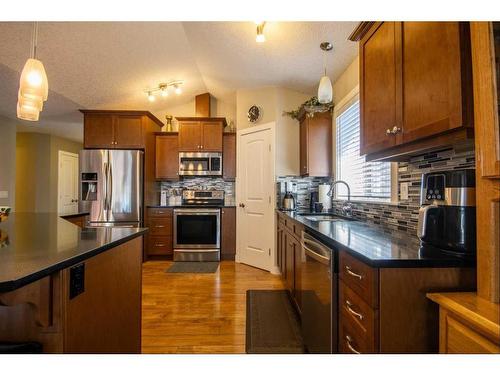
282,96,334,120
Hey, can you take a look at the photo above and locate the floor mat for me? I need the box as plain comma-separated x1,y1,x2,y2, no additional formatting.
246,289,304,354
165,262,220,273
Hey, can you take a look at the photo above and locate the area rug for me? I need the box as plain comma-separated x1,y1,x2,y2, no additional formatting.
165,262,220,273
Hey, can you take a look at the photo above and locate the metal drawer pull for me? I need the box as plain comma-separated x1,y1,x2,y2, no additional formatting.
155,225,165,228
154,244,165,247
345,265,363,280
157,211,165,214
345,300,364,320
345,335,361,354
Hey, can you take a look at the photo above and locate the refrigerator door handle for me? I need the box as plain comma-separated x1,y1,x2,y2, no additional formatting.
103,161,109,211
108,161,113,212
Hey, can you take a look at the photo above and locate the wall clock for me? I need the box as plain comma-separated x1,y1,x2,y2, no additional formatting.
247,105,262,123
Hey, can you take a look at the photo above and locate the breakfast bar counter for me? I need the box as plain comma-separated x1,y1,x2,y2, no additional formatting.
0,213,147,353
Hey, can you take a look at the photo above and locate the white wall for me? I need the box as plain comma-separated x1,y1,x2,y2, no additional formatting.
333,56,359,103
0,116,18,209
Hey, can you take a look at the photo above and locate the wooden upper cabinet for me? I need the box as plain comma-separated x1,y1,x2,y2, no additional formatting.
401,22,472,143
360,21,399,155
299,112,332,177
201,122,223,151
177,118,225,152
178,121,202,151
155,134,179,180
81,110,163,149
223,133,236,179
358,22,474,161
84,114,115,148
471,22,500,179
113,115,144,148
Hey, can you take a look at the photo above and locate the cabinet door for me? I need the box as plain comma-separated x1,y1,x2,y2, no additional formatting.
299,119,308,176
114,115,144,148
285,233,296,294
178,121,202,151
155,135,179,180
223,133,236,179
221,208,236,260
471,22,500,178
401,22,471,144
201,122,223,151
360,22,399,155
84,114,115,148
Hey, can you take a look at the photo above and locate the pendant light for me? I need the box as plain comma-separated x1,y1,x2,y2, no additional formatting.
317,42,333,104
17,22,49,121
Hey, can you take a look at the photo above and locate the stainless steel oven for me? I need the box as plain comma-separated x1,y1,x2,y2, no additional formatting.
300,230,337,353
178,152,222,176
173,208,221,261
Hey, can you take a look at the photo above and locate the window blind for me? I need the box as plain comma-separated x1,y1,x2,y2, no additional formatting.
335,100,391,202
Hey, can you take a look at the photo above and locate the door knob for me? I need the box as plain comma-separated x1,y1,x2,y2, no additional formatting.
239,203,246,208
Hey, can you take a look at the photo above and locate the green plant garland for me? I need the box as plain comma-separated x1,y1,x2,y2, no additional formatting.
282,96,334,120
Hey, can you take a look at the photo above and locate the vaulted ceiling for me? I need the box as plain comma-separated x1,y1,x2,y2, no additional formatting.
0,22,358,141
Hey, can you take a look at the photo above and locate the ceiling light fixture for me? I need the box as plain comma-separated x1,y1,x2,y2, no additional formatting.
255,21,266,43
17,22,48,121
144,80,183,101
317,42,333,104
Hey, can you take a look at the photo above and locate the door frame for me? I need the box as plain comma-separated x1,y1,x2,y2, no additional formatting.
235,122,278,274
57,150,79,214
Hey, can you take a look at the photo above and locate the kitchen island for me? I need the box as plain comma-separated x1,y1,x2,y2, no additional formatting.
0,213,147,353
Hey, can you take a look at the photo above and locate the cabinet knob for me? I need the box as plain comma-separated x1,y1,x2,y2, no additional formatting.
386,128,392,135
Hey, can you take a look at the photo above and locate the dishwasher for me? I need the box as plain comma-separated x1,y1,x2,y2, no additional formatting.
300,230,338,353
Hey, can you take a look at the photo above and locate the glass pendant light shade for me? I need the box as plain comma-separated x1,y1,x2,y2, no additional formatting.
317,75,333,104
19,58,48,101
17,101,40,121
18,91,43,111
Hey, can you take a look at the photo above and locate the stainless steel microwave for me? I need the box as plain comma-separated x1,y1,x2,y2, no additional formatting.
178,152,222,176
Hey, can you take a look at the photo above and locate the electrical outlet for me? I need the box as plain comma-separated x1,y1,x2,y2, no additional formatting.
0,191,8,199
400,183,409,200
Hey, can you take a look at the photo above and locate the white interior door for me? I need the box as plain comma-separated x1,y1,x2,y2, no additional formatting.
58,151,79,215
236,124,275,272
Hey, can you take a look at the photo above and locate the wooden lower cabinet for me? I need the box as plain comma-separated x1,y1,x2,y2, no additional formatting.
221,207,236,260
61,214,89,228
145,208,173,258
276,213,302,312
427,292,500,354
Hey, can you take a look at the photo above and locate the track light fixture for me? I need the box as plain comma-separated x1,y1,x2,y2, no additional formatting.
144,80,183,101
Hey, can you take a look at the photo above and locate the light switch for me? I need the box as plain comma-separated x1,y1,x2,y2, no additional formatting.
400,183,409,200
0,191,8,199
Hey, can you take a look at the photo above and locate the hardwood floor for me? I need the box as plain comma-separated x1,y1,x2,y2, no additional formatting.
141,260,283,354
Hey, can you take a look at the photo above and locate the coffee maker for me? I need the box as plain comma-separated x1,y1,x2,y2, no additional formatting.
417,169,476,256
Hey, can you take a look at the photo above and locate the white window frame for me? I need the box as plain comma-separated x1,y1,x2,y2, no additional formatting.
333,85,398,203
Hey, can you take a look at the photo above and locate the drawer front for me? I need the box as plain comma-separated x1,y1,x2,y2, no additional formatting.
339,313,376,354
149,217,173,236
148,236,173,255
443,311,500,354
339,281,378,350
148,208,173,217
339,252,379,307
283,217,303,239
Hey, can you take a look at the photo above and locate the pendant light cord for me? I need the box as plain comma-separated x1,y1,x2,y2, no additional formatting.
31,22,38,59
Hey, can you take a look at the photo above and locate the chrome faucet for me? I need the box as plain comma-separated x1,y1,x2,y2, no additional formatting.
327,180,353,217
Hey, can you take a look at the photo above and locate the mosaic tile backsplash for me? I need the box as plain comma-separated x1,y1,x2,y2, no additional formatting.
279,146,475,234
276,176,330,211
158,178,236,206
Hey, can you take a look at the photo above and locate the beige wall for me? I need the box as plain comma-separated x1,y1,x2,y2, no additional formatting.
0,116,18,209
155,96,236,131
16,133,82,213
236,86,309,176
333,56,359,103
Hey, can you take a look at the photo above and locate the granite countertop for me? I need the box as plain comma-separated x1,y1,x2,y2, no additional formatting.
147,205,236,208
59,212,90,219
279,210,475,268
0,213,148,292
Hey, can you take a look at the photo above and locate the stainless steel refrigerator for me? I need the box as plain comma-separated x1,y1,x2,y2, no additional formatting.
79,150,143,227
